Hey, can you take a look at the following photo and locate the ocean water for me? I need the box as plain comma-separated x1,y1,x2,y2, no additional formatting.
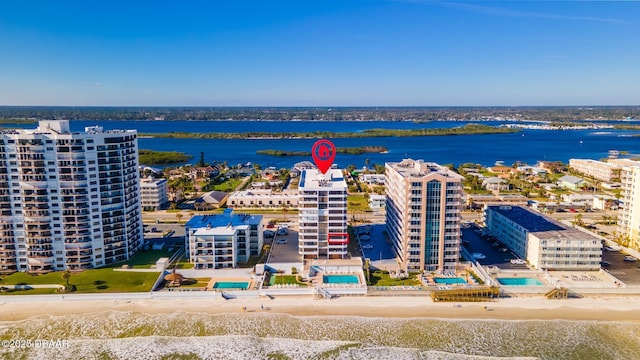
1,311,639,359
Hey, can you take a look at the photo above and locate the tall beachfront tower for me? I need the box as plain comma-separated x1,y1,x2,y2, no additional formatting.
0,120,142,274
617,159,640,250
298,168,348,259
385,159,463,273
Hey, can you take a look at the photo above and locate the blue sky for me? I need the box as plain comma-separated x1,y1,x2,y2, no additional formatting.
1,1,638,106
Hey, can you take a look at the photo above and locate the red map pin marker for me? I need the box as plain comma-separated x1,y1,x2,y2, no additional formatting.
312,139,336,174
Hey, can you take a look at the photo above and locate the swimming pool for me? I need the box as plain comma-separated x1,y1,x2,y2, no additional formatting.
433,277,467,285
497,277,543,286
323,274,359,284
212,281,250,289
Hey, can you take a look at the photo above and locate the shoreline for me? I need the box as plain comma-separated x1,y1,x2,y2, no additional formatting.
2,295,640,323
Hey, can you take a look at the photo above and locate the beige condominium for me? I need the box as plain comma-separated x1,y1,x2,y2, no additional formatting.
617,159,640,249
385,159,463,273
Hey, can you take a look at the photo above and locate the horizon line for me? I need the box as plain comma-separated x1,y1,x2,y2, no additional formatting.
2,104,640,108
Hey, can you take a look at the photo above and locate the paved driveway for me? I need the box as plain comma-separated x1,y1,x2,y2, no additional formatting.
356,223,395,261
602,249,640,284
461,226,528,270
268,230,301,263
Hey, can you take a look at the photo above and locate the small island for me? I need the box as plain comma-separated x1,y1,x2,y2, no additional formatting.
138,149,192,165
141,124,519,140
257,146,388,157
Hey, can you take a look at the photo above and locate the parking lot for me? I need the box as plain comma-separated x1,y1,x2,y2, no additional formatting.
461,225,528,270
355,223,396,264
143,223,185,249
602,248,640,285
266,226,302,263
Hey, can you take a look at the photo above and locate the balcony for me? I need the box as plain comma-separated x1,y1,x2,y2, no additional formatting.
27,257,55,265
27,265,55,274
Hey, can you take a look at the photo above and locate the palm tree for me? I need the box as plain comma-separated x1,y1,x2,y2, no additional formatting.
176,213,184,224
61,269,71,290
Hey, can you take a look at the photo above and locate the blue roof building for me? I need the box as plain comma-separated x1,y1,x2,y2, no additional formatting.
185,209,263,269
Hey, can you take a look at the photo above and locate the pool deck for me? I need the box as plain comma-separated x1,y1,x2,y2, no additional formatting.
207,277,255,290
424,272,474,287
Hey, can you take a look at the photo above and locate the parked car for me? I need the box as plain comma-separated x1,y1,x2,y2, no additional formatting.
362,244,374,250
472,253,486,260
624,256,637,262
359,235,371,241
510,259,526,265
276,239,287,244
600,261,611,267
277,228,288,235
264,230,275,238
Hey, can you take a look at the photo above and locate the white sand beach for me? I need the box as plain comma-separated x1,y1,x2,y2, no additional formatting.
2,294,640,322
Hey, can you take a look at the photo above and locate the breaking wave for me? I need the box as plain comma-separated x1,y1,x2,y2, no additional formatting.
1,311,639,359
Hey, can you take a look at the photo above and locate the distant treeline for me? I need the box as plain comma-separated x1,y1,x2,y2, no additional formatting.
613,124,640,130
1,106,640,122
138,149,192,165
257,146,388,157
144,124,518,140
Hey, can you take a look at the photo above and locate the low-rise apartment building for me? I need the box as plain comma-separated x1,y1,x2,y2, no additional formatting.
227,189,298,209
484,205,601,270
185,209,263,269
569,159,621,182
140,177,168,211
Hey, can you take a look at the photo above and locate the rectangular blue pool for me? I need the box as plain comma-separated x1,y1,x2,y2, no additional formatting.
433,277,467,285
212,281,249,289
323,275,359,284
497,277,543,286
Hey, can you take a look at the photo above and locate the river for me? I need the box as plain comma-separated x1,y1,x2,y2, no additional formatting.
4,120,640,168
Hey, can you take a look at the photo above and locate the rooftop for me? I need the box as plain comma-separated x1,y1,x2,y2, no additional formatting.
299,168,346,189
185,209,262,229
387,158,463,180
558,175,584,184
487,205,599,241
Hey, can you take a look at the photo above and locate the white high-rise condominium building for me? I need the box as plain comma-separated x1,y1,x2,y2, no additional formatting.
298,169,348,259
617,159,640,250
385,159,463,273
0,120,142,274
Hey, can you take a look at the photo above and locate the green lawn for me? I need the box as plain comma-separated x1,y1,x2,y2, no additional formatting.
347,195,369,211
110,249,176,269
0,268,160,293
367,271,421,286
200,177,242,192
180,278,211,288
269,275,307,287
